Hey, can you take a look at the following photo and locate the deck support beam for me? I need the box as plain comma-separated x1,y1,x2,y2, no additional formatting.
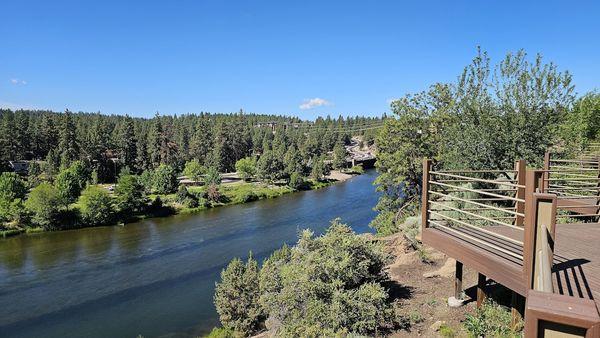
454,260,463,299
477,273,487,308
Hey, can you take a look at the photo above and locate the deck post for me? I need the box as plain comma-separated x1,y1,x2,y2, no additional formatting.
523,172,557,291
543,152,550,193
477,273,487,308
454,260,463,300
421,159,432,231
514,159,526,227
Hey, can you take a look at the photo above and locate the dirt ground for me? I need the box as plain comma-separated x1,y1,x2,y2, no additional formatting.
379,233,482,337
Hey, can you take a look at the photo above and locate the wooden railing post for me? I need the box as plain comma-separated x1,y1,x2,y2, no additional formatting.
523,170,557,291
515,159,526,227
543,152,551,193
421,159,432,231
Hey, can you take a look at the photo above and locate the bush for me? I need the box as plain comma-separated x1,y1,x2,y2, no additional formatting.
206,184,221,203
464,299,522,337
55,161,89,205
79,186,114,226
214,255,263,336
176,185,190,204
348,164,365,174
25,183,61,229
204,327,239,338
153,164,178,194
234,191,258,204
254,219,398,336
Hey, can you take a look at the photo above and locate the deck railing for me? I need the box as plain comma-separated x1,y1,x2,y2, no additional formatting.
422,160,527,262
543,152,600,221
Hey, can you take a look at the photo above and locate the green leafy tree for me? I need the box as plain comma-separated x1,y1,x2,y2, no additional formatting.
25,183,61,229
0,172,28,223
235,157,256,181
79,186,114,225
115,173,146,212
214,255,263,336
152,164,178,194
183,159,206,183
560,92,600,152
55,161,89,205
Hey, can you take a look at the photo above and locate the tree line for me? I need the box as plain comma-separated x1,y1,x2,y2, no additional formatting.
0,110,382,232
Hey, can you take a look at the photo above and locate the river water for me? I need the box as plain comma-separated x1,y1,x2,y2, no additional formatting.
0,170,380,338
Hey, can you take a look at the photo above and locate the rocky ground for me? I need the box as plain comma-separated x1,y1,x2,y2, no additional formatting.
379,233,481,337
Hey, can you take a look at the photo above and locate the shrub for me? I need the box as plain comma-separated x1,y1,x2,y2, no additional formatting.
214,255,263,336
348,164,365,174
153,164,178,194
255,219,398,336
25,183,61,229
79,186,114,226
176,185,190,204
204,327,238,338
464,299,522,337
206,184,221,203
234,191,258,204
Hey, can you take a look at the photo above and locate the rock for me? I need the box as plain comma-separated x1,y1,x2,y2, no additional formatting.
430,320,446,332
447,296,465,308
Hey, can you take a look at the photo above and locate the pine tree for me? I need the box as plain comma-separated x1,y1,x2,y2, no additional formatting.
58,110,79,168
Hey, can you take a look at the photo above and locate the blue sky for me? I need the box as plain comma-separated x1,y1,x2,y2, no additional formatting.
1,1,599,119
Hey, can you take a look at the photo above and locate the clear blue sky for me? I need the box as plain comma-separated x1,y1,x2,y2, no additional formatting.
1,0,599,119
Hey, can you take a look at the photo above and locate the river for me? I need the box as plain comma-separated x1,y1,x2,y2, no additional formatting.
0,170,380,338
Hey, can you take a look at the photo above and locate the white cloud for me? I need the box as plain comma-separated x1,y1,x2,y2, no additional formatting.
299,97,332,110
10,78,27,85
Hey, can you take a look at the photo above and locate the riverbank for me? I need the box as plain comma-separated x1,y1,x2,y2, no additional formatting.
0,170,362,238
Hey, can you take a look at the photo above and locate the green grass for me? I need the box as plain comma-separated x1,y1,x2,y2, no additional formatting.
463,299,522,337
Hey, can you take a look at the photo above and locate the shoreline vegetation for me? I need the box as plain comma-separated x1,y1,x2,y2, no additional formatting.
0,167,366,239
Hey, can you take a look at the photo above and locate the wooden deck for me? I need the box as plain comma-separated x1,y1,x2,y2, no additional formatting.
424,223,600,307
